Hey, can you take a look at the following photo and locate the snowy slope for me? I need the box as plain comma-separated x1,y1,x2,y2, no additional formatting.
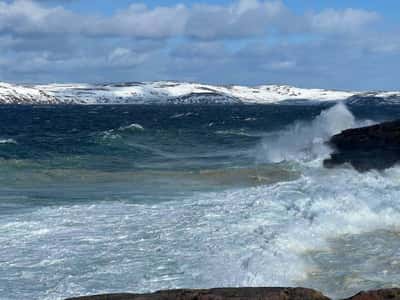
1,80,400,105
0,82,58,104
346,91,400,105
35,81,356,104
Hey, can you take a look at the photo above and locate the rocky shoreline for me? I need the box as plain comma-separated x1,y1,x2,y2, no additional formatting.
65,287,400,300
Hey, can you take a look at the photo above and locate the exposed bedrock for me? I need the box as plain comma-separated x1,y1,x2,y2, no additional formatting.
65,288,400,300
323,120,400,171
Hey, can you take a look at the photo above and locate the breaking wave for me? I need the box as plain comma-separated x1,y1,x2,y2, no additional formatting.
257,103,373,163
200,166,400,299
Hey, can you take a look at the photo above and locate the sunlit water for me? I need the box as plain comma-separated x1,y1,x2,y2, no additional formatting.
1,104,400,300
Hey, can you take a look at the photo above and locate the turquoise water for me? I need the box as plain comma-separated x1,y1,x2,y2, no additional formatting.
2,104,400,300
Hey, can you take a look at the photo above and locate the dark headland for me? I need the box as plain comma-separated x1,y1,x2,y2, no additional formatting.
324,120,400,171
65,287,400,300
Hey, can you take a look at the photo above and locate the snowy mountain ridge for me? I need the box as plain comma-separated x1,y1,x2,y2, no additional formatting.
0,81,399,105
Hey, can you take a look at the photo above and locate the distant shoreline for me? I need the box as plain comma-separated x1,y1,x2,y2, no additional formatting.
2,80,399,105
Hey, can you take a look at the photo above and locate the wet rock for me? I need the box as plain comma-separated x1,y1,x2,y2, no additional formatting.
65,287,329,300
323,120,400,171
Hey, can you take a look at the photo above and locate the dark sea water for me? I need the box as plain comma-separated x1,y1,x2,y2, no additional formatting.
2,104,400,300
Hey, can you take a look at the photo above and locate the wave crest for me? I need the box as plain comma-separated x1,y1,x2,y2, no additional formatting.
100,123,145,141
0,138,17,145
118,123,144,132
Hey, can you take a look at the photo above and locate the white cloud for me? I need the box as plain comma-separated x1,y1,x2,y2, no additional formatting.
0,0,296,39
88,3,189,38
108,47,149,67
0,0,79,34
0,0,398,90
0,0,188,38
185,0,288,39
311,8,380,34
0,0,383,39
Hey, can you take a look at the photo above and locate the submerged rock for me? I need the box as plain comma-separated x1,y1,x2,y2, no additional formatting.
65,287,329,300
324,120,400,171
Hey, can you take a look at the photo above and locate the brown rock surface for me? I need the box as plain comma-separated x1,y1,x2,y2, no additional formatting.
342,288,400,300
65,287,329,300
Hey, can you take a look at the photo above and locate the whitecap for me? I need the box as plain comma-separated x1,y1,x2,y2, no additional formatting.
100,123,144,141
170,112,194,119
118,123,144,131
215,130,263,138
0,138,16,144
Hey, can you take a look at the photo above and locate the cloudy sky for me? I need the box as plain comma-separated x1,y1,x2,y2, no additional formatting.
0,0,399,90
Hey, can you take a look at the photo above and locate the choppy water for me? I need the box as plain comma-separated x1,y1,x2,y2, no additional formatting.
2,104,400,300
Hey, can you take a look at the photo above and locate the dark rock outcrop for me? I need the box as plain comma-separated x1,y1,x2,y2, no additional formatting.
324,120,400,171
65,287,329,300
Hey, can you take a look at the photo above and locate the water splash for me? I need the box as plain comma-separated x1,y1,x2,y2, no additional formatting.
258,103,371,163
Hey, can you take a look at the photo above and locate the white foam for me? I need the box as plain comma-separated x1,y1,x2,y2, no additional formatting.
3,165,400,300
257,103,373,163
0,138,16,144
119,123,145,131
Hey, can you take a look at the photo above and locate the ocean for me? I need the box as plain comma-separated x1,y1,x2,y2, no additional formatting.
2,103,400,300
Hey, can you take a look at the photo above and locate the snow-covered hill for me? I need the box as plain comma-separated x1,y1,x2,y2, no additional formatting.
0,81,399,105
0,82,58,104
346,91,400,106
34,81,356,104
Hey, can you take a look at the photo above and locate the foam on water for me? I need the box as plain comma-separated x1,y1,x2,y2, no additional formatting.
1,104,399,300
3,165,400,299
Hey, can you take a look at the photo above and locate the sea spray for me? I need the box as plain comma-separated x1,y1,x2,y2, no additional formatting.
257,103,372,163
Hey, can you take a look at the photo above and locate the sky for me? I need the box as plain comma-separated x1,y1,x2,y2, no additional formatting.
0,0,399,90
